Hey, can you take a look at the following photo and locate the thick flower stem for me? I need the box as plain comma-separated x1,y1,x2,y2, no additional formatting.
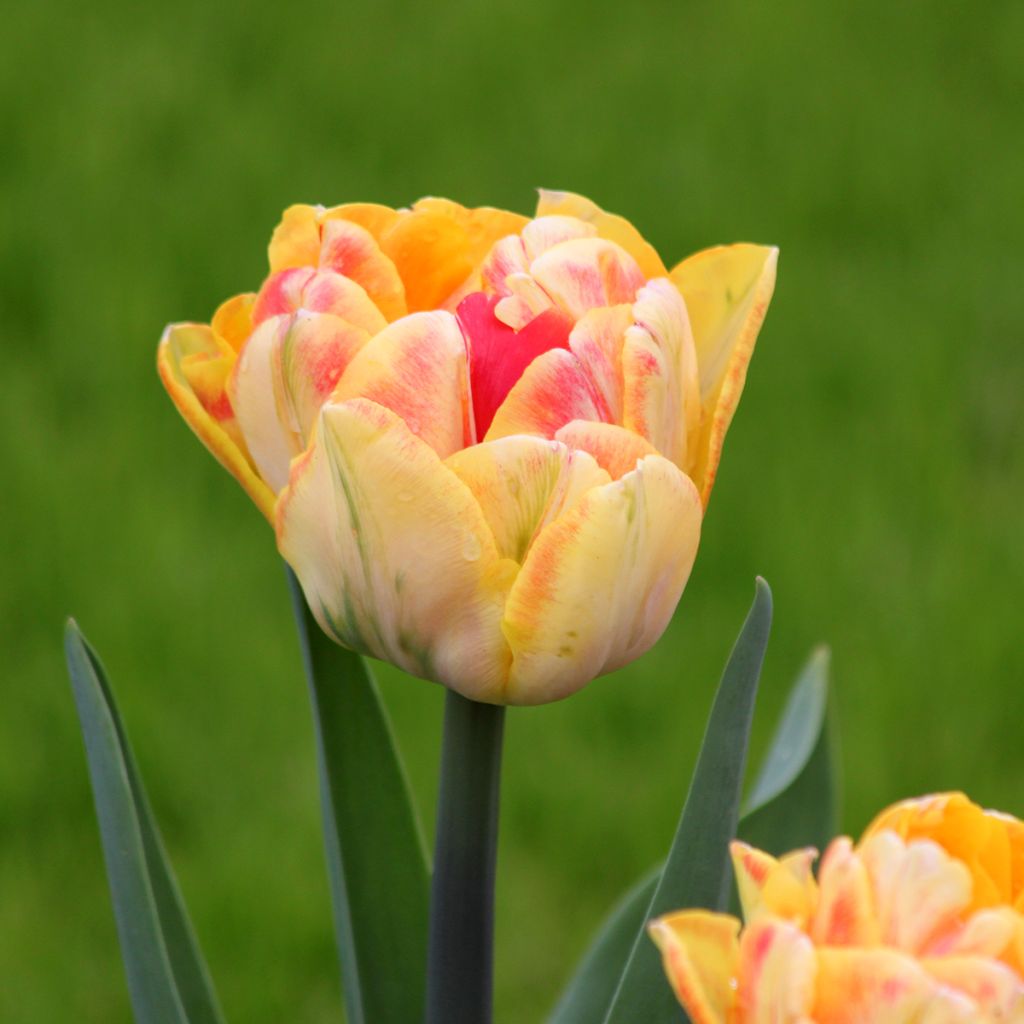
424,690,506,1024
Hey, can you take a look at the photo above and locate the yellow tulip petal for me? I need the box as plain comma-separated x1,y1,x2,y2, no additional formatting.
253,267,387,336
922,955,1024,1017
732,840,818,928
860,832,973,954
267,203,322,271
332,310,471,458
445,436,609,563
813,948,963,1024
157,323,275,522
501,455,701,704
937,908,1019,960
276,398,515,701
811,837,881,946
648,910,740,1024
485,343,612,442
670,244,777,504
554,421,658,481
622,279,701,471
536,189,667,279
735,917,816,1024
529,237,646,320
230,312,370,492
211,292,255,352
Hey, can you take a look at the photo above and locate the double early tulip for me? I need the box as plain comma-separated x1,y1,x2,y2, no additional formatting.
158,191,776,704
650,792,1024,1022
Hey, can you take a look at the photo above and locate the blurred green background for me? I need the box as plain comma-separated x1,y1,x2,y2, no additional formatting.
3,0,1023,1019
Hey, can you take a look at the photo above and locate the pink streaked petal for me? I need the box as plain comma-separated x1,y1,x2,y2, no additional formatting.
482,235,529,295
332,310,471,458
648,911,740,1024
732,841,819,929
520,215,597,260
860,832,973,955
252,267,387,336
567,305,632,422
500,455,701,704
494,272,558,329
735,917,817,1024
811,837,881,947
670,244,777,505
554,421,658,481
928,908,1018,960
230,311,370,493
319,218,407,322
622,279,701,471
444,436,609,564
922,956,1024,1018
529,237,646,320
276,399,514,702
484,349,608,442
535,190,667,279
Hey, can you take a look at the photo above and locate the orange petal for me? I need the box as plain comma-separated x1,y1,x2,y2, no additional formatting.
536,189,667,279
554,421,658,480
648,910,740,1024
230,312,370,492
621,279,701,471
445,436,609,563
670,244,777,504
500,455,701,704
332,311,471,458
735,917,817,1023
276,399,515,701
211,292,255,352
485,349,608,442
267,203,322,271
158,323,275,522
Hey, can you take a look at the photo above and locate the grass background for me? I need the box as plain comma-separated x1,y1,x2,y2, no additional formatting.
3,0,1023,1019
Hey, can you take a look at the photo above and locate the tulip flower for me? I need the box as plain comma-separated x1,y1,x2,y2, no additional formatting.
649,792,1024,1023
158,191,776,704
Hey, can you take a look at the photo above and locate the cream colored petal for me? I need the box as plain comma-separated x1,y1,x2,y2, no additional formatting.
485,349,608,442
252,267,387,336
648,911,740,1024
536,189,667,278
494,272,558,329
445,436,609,563
554,421,658,481
529,237,646,320
922,956,1024,1019
521,215,597,259
276,399,515,701
500,455,701,704
670,244,777,504
332,310,471,457
811,836,882,946
622,279,701,470
230,312,370,492
567,304,633,422
860,832,973,955
736,917,817,1024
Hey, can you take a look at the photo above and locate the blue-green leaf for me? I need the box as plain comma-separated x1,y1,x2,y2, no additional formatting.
287,570,430,1024
64,622,225,1024
601,578,772,1024
548,867,659,1024
739,646,839,857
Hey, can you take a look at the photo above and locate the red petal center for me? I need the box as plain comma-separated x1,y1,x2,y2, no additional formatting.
456,292,573,438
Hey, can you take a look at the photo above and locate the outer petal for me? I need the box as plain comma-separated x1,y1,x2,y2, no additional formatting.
485,349,608,442
157,323,275,522
444,436,610,563
230,312,370,492
331,310,471,458
210,292,255,352
731,841,818,929
536,189,667,279
622,279,701,471
554,421,658,481
319,219,407,321
648,910,740,1024
252,267,387,336
500,454,702,704
670,244,777,504
276,399,515,702
735,917,817,1024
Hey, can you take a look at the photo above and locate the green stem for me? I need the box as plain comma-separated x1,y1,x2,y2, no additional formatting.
424,690,506,1024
